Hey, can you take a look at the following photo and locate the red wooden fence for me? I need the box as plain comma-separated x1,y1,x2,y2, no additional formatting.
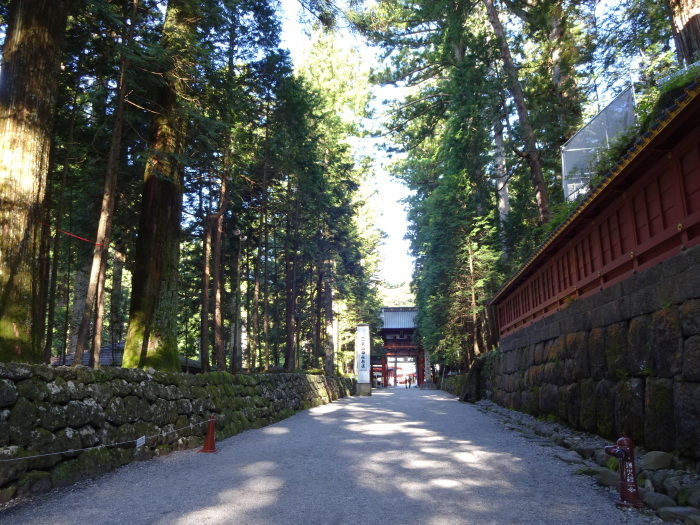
491,79,700,338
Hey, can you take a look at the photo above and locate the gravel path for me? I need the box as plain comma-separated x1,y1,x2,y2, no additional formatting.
0,388,663,525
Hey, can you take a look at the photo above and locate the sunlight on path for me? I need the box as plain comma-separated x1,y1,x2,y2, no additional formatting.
0,389,657,525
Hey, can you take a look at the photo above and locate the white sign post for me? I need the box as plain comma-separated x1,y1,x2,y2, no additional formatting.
355,324,371,396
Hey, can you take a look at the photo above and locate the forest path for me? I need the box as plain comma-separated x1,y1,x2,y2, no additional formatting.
0,387,658,524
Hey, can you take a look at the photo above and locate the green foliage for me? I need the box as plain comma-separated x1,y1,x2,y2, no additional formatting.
595,0,678,94
637,66,700,130
573,71,700,198
606,456,620,472
301,369,324,375
2,0,691,378
378,282,414,307
349,0,689,382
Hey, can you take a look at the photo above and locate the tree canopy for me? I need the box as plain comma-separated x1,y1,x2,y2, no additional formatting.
0,0,697,375
348,0,699,371
0,0,382,374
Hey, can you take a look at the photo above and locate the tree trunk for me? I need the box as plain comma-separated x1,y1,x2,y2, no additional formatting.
323,269,335,376
230,235,245,373
200,218,212,373
263,246,270,370
249,219,263,372
0,0,69,362
482,0,550,223
251,241,261,372
494,115,510,255
466,240,479,366
88,250,109,368
272,233,280,367
68,263,90,359
262,169,270,371
110,246,126,352
668,0,700,64
37,189,52,362
211,203,227,371
245,251,253,369
123,0,197,371
43,90,79,364
313,256,324,368
284,195,301,371
74,0,138,368
252,141,269,372
284,250,294,371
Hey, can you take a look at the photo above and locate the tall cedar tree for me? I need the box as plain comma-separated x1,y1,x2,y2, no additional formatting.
0,0,70,362
482,0,550,223
669,0,700,64
73,0,141,368
122,0,199,371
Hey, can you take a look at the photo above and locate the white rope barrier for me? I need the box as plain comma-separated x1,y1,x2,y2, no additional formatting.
0,418,213,463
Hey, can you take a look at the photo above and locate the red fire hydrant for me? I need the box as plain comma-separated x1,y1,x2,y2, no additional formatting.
604,434,645,508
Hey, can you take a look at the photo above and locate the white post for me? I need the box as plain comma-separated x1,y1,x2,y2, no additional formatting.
355,324,371,396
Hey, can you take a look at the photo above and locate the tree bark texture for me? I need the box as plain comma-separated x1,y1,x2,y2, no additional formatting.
230,236,244,373
211,210,226,371
110,246,126,351
68,264,89,359
43,89,79,364
74,0,139,368
668,0,700,64
323,270,334,376
482,0,551,223
494,116,509,242
122,0,197,371
0,0,69,362
252,139,270,372
262,194,270,371
284,194,301,371
313,257,324,366
88,252,109,368
200,219,212,373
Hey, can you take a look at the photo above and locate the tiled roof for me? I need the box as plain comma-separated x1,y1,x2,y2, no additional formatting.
50,342,201,372
50,342,125,367
380,307,417,329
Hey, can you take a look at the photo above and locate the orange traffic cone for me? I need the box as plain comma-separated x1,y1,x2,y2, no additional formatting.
198,415,217,453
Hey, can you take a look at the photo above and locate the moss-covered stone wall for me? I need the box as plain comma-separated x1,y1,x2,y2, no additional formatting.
0,365,355,503
440,375,467,397
464,243,700,462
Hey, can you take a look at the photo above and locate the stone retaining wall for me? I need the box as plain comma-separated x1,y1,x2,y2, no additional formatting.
465,243,700,462
440,375,467,397
0,364,355,503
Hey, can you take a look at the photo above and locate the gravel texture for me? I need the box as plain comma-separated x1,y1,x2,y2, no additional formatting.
0,387,664,525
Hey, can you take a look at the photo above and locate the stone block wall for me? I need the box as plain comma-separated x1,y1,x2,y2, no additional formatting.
467,243,700,462
0,364,355,503
440,375,467,397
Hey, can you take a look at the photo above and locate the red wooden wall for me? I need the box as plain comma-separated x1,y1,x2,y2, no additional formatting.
492,82,700,338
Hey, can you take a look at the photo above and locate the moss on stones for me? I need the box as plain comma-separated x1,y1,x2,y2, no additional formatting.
16,378,49,402
651,307,683,377
605,322,629,381
595,379,616,440
614,378,644,442
0,370,353,506
8,397,37,446
644,378,674,451
16,469,52,498
50,459,82,488
0,379,19,409
579,379,597,434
